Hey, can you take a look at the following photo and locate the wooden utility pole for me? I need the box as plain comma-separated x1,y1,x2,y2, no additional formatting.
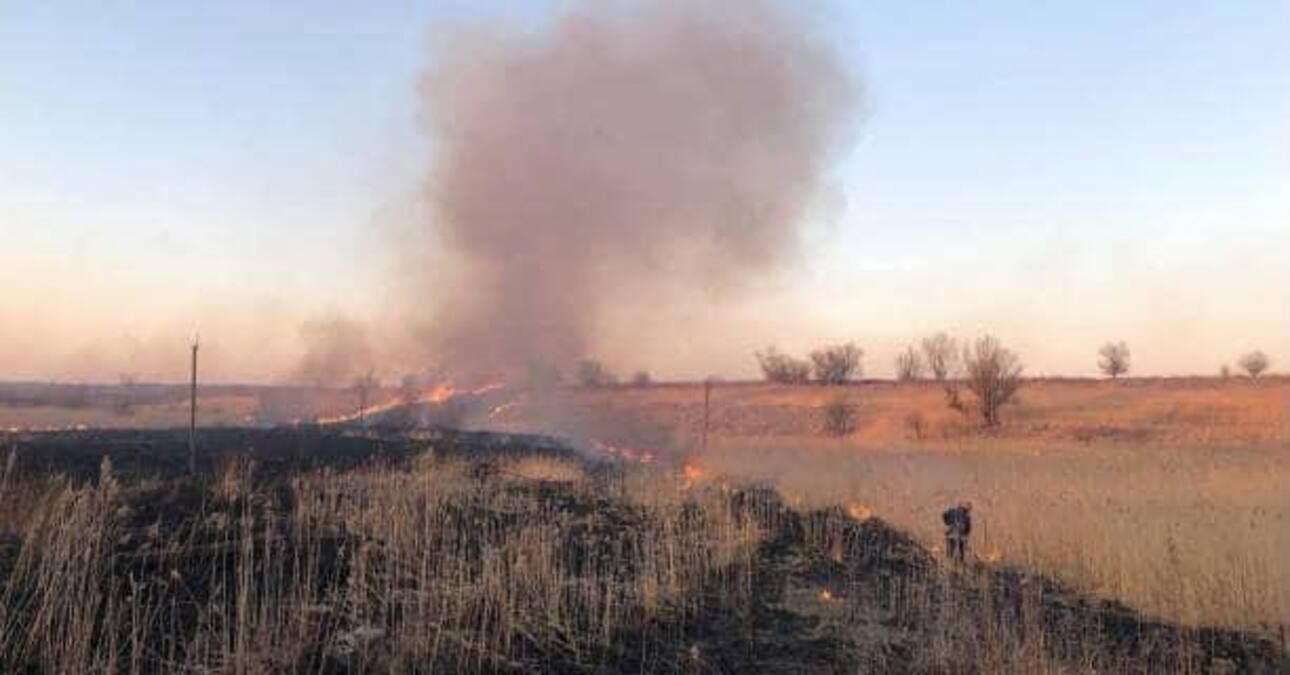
357,370,374,430
358,384,368,429
701,378,712,454
189,337,198,475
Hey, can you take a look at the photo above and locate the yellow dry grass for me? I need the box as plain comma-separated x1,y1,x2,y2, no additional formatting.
700,438,1286,632
0,437,1280,672
506,455,585,483
0,452,765,673
528,377,1289,633
557,376,1287,446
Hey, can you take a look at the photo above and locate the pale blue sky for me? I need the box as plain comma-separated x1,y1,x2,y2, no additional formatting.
1,1,1286,381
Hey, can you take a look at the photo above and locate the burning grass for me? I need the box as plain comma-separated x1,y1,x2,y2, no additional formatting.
701,437,1288,635
0,429,1281,672
0,444,768,673
491,377,1288,638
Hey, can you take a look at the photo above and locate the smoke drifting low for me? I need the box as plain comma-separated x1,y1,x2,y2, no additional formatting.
419,1,858,379
290,316,374,387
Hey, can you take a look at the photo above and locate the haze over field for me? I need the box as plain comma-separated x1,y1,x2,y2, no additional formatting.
1,1,1287,383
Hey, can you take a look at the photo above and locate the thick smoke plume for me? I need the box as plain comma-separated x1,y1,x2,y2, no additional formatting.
290,316,373,387
420,1,857,379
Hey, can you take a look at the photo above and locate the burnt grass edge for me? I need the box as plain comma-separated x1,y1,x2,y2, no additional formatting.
0,426,1284,674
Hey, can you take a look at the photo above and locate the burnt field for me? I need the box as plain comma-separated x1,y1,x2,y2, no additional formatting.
0,426,1283,673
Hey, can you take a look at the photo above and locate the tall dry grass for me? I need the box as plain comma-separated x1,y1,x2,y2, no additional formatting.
0,451,765,673
0,438,1281,673
702,436,1287,634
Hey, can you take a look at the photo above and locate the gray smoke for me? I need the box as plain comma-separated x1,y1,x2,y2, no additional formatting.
290,315,373,387
419,1,858,379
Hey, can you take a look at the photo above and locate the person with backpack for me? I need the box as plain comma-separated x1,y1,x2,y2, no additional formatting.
941,501,973,564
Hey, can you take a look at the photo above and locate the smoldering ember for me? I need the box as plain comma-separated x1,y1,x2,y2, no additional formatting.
1,2,1286,673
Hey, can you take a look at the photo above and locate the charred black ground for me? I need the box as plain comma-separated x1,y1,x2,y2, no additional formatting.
0,427,1282,673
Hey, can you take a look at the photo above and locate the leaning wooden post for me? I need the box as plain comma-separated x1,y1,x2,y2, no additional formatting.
189,336,198,475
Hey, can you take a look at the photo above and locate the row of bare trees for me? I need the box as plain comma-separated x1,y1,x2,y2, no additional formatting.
573,360,652,388
890,333,1025,426
914,339,1270,382
1095,343,1272,380
759,334,1025,426
893,332,960,382
912,338,1127,381
756,343,863,385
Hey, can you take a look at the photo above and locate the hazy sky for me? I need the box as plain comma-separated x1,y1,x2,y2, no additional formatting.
2,1,1286,382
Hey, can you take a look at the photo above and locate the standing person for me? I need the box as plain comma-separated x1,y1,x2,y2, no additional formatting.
941,501,973,564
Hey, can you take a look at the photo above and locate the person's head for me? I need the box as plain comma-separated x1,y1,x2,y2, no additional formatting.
959,501,973,512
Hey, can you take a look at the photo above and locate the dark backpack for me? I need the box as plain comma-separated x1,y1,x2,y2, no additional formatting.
942,507,971,535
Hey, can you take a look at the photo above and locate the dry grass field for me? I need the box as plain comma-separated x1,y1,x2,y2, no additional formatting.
0,376,1284,672
489,377,1289,635
0,387,371,431
529,377,1288,447
0,428,1281,673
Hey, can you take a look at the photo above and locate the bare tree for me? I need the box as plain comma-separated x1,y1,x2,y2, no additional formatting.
576,359,618,388
631,370,652,387
810,342,863,385
921,332,958,382
921,333,967,413
1238,350,1270,380
1097,341,1130,379
895,346,923,381
963,335,1024,427
756,347,811,384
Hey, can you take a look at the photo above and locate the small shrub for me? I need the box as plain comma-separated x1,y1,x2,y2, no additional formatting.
904,411,925,440
822,398,857,437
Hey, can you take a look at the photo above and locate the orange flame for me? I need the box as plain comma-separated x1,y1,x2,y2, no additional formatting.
315,379,512,426
487,401,519,419
469,381,507,396
818,588,838,602
591,439,655,464
314,396,407,425
423,383,457,404
845,503,872,521
679,459,705,488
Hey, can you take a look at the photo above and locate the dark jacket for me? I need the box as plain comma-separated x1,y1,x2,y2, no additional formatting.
942,507,971,537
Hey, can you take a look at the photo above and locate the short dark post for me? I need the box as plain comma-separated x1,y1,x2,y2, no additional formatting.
189,338,198,475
